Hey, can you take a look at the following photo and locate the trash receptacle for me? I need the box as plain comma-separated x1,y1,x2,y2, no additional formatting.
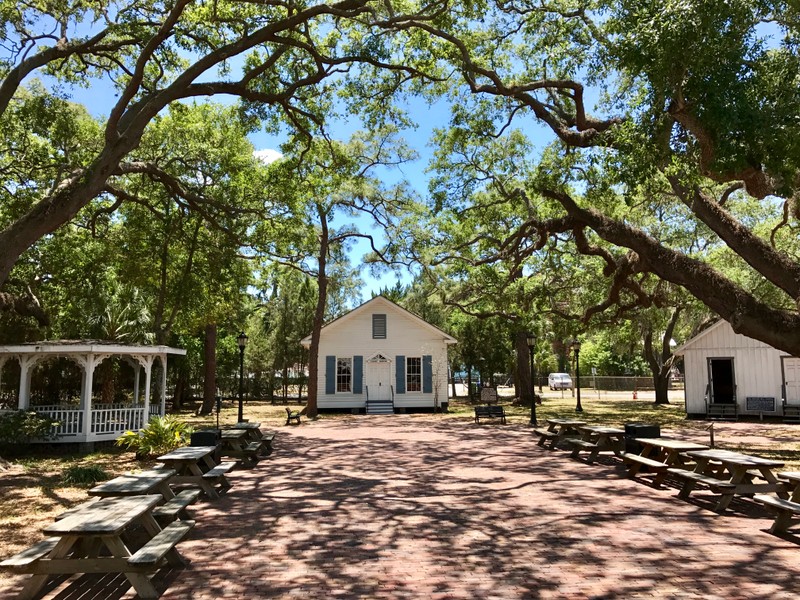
624,422,660,454
190,429,219,446
190,429,221,464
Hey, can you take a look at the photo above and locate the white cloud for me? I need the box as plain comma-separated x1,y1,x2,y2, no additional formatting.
254,148,283,164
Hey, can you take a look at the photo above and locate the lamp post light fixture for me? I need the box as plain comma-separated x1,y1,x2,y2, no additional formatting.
237,331,248,423
571,338,583,413
526,332,537,426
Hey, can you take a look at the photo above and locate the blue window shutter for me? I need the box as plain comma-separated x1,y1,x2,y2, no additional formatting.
423,355,433,393
353,356,363,394
325,356,336,395
396,355,406,394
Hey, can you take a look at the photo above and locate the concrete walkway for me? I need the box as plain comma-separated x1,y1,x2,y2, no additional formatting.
6,416,800,599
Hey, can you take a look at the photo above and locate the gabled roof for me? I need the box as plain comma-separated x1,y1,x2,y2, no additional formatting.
300,295,457,347
672,320,727,356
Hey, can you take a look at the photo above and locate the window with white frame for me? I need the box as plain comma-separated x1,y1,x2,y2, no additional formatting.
406,356,422,392
337,358,352,392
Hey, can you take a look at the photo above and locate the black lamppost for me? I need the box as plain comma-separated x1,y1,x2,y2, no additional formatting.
571,338,583,413
526,332,537,426
237,331,248,423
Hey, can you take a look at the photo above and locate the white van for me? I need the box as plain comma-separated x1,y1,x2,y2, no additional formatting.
548,373,573,390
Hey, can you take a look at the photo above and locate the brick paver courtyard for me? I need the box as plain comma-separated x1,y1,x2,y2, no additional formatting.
4,416,800,599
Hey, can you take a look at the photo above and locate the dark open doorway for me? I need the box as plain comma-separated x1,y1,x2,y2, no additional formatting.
708,358,736,404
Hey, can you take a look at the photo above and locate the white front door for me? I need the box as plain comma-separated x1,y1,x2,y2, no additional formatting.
783,357,800,402
366,359,391,401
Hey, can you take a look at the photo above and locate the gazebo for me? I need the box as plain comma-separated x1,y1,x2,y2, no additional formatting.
0,340,186,444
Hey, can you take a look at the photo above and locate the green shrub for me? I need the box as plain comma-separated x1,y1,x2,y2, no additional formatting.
62,464,110,486
116,415,193,458
0,410,60,445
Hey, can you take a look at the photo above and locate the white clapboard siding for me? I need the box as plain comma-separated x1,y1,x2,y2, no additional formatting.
301,296,455,410
676,320,789,416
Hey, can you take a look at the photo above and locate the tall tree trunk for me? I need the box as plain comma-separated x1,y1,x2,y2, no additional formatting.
199,323,217,415
514,331,532,405
644,308,682,405
172,373,185,412
305,203,330,419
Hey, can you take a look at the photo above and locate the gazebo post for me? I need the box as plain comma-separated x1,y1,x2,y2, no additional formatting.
142,357,153,420
159,355,168,417
81,355,98,440
133,364,141,405
17,355,38,410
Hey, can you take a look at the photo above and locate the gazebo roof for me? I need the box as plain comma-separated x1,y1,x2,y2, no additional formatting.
0,340,186,356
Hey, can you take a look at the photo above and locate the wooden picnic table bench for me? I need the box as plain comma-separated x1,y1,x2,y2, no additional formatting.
474,405,506,424
671,448,788,513
754,471,800,533
568,426,624,464
621,438,709,488
0,495,193,600
534,418,586,449
220,428,264,467
157,446,232,499
231,422,275,455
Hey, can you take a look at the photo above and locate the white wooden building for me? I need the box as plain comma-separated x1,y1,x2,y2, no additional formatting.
674,320,800,418
0,341,185,444
300,296,457,413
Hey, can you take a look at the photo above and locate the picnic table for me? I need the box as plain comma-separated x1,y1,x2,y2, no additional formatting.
621,438,709,487
220,428,262,466
533,418,586,449
669,448,789,513
0,495,194,600
88,468,202,525
232,421,275,455
157,446,234,500
88,468,176,500
568,425,625,463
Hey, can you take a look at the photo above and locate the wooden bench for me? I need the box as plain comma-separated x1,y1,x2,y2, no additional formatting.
152,489,201,525
127,520,195,568
754,494,800,533
622,453,669,473
568,439,599,461
533,429,558,447
202,461,236,494
667,468,737,498
621,452,671,486
285,407,301,425
0,538,60,572
474,405,506,424
261,433,275,455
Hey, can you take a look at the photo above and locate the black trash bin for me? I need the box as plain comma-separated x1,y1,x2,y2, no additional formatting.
190,429,221,465
624,422,661,455
190,429,219,446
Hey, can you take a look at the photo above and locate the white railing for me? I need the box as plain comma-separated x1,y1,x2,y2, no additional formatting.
29,405,149,440
91,406,146,435
32,407,83,437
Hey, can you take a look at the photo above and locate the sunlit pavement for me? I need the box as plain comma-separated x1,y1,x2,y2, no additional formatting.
5,415,800,599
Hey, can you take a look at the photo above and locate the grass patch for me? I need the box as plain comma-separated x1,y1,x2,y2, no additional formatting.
61,464,110,486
